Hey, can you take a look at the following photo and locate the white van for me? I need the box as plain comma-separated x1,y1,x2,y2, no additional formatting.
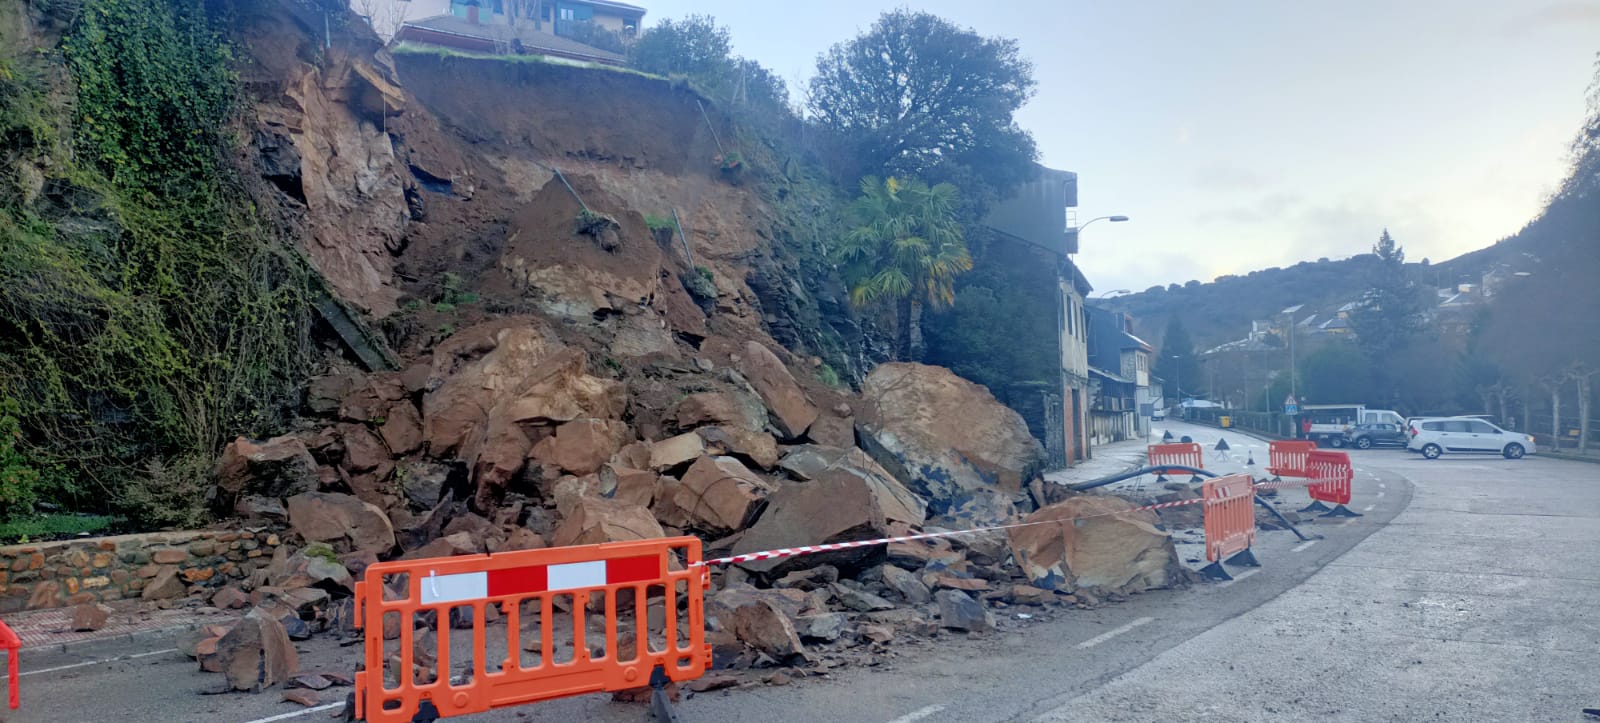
1406,417,1537,459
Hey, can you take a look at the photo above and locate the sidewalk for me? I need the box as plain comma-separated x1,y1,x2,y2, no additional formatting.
3,597,234,650
1041,434,1154,487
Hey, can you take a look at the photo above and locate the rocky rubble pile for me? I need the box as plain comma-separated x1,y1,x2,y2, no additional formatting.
184,332,1191,702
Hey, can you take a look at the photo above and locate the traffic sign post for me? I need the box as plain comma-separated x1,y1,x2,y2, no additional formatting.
1284,394,1299,415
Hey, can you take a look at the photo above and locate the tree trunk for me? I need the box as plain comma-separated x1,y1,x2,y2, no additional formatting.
1577,380,1589,454
1496,390,1508,431
894,295,913,361
1551,384,1561,451
907,300,924,361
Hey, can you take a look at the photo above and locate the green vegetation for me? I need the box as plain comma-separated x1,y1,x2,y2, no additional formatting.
815,363,842,389
0,514,120,545
0,0,311,525
808,10,1039,200
838,177,972,360
644,213,675,232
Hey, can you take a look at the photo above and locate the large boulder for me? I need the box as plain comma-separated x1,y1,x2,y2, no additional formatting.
668,456,775,535
737,341,818,440
1007,495,1182,594
215,608,300,692
529,418,632,476
695,426,779,470
672,391,766,432
731,448,924,575
215,436,318,504
857,363,1044,513
551,496,666,547
423,325,624,507
286,492,397,555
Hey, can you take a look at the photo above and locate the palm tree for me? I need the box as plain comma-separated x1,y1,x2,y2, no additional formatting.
837,176,972,360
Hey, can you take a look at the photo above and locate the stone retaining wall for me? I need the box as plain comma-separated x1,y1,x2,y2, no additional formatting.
0,529,282,613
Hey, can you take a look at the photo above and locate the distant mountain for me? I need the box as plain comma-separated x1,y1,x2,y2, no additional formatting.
1098,235,1535,352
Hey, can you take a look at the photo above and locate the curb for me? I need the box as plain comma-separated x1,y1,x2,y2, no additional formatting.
1543,451,1600,465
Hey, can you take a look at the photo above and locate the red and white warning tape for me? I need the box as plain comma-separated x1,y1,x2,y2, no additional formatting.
696,497,1205,568
1253,478,1335,491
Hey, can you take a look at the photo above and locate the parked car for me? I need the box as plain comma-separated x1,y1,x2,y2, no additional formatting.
1344,422,1408,449
1406,417,1537,459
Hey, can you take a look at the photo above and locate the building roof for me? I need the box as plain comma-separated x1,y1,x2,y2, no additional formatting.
1089,366,1135,385
1320,317,1351,330
400,15,628,64
1338,301,1362,313
1297,313,1319,327
577,0,647,16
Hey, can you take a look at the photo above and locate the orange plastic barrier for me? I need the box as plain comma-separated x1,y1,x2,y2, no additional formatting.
352,537,711,722
1306,450,1353,506
1203,473,1257,567
1267,440,1317,479
1,617,18,710
1147,442,1204,475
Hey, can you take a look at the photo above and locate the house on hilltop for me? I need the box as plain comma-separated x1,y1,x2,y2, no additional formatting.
361,0,644,65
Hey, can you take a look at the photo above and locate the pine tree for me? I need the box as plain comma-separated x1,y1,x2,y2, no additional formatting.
1154,316,1203,401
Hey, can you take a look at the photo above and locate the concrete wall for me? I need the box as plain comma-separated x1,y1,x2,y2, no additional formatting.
0,530,283,613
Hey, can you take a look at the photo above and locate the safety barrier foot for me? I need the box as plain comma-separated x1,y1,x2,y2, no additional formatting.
1298,501,1332,514
1319,505,1363,519
1198,562,1234,582
1155,474,1169,484
410,700,441,723
1224,548,1262,568
1188,475,1204,484
648,665,681,723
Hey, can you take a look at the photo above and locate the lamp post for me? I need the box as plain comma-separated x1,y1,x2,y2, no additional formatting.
1171,354,1182,420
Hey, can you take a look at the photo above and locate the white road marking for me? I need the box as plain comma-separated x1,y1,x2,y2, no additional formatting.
240,702,345,723
1075,617,1155,649
884,704,946,723
1379,483,1387,489
1376,491,1386,498
1291,540,1319,552
1364,504,1376,512
1342,518,1359,526
19,648,178,677
1217,569,1261,587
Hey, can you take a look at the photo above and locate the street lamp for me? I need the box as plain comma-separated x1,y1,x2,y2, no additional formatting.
1074,215,1130,233
1170,354,1182,420
1282,304,1303,403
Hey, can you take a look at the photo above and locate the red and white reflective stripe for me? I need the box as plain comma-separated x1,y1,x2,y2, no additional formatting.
698,498,1205,568
420,555,659,605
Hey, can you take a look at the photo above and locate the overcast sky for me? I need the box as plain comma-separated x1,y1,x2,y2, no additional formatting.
642,0,1600,292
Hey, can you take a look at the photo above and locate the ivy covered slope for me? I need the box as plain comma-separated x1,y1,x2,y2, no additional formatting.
0,0,312,527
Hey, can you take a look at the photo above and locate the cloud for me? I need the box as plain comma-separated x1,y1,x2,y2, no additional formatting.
1501,2,1600,36
1192,163,1274,192
1194,192,1304,225
1175,124,1193,145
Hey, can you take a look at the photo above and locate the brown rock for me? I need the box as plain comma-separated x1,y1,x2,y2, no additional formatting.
152,549,188,565
528,419,632,476
1007,495,1180,594
806,413,856,448
378,402,425,456
215,435,320,502
25,580,62,609
288,673,333,690
672,391,766,431
857,363,1044,509
142,566,186,600
601,465,660,508
402,531,480,559
182,567,216,583
196,636,224,672
70,603,111,631
217,609,299,692
502,527,546,551
286,491,397,555
730,598,806,660
1007,584,1055,606
730,448,923,574
282,690,320,707
307,370,363,415
610,441,652,469
695,426,779,470
212,586,249,610
648,433,704,471
339,424,390,473
687,674,739,693
551,497,666,547
928,574,990,592
737,341,818,439
670,456,774,535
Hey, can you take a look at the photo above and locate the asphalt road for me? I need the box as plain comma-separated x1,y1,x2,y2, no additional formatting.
6,421,1596,722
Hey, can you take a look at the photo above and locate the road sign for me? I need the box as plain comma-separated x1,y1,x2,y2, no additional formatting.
1284,394,1299,415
